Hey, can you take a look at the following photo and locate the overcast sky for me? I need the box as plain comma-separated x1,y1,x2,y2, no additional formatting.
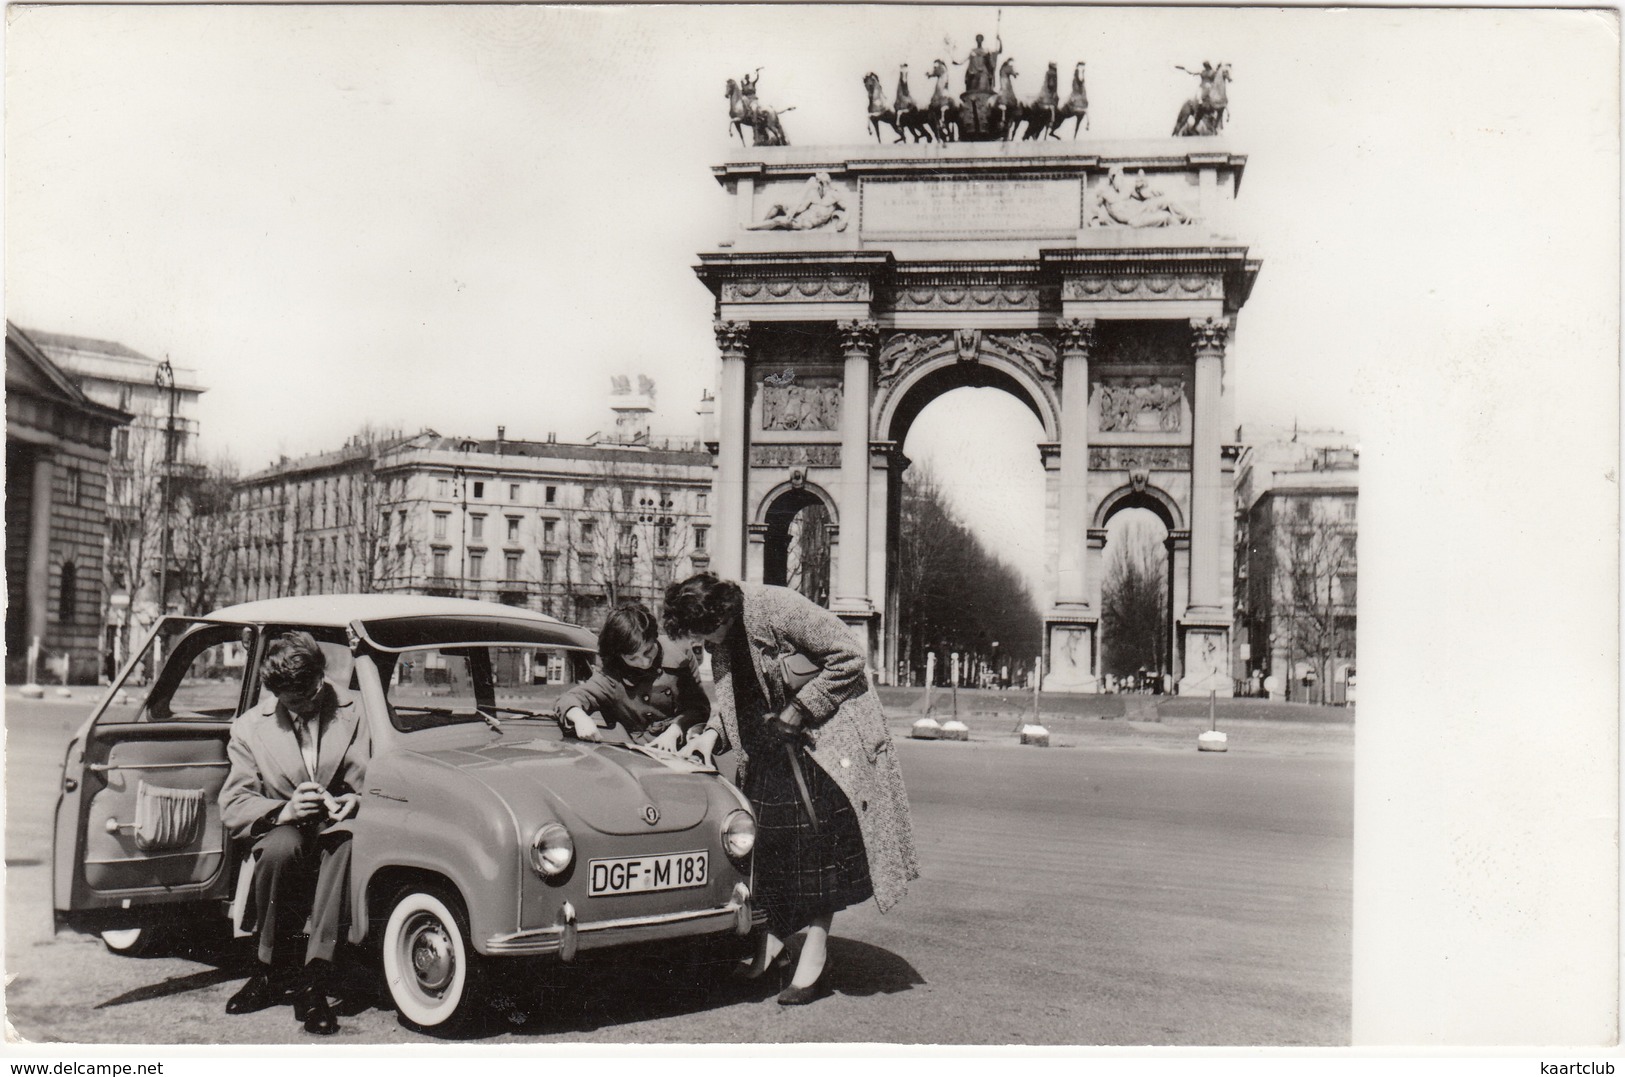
9,4,1614,600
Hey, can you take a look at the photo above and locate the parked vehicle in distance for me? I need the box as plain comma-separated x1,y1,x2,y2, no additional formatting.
54,595,760,1031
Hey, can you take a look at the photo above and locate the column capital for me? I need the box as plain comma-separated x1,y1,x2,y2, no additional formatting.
1190,316,1231,358
1055,317,1098,359
838,318,879,357
714,319,751,357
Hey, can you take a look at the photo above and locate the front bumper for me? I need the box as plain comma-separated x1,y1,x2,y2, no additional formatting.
485,882,763,959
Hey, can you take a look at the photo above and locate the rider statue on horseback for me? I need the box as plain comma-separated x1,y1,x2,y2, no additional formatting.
1172,61,1231,136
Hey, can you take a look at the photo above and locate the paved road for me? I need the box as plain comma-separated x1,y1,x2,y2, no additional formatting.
5,694,1351,1045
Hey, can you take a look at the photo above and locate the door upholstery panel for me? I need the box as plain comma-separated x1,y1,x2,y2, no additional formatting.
80,725,232,895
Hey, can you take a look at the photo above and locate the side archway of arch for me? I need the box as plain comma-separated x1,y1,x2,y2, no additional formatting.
1094,483,1185,531
753,478,840,528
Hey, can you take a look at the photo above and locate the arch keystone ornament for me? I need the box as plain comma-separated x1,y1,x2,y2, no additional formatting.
696,133,1259,693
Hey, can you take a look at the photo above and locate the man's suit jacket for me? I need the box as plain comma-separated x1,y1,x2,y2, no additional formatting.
220,682,371,840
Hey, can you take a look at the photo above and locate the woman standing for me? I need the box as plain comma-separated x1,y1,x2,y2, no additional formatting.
663,573,918,1004
555,602,709,749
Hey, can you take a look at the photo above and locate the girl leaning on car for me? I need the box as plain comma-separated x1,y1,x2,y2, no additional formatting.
555,601,710,750
662,572,919,1006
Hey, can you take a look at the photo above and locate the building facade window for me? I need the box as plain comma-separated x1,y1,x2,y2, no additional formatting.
697,492,708,513
473,481,485,499
545,485,557,504
580,519,595,542
59,562,77,622
543,520,557,545
509,483,521,501
437,478,449,498
507,517,520,542
505,552,521,581
433,512,449,541
469,551,484,579
433,550,448,577
542,556,556,583
694,527,708,551
470,515,485,541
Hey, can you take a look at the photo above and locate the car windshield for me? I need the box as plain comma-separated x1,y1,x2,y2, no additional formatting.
382,644,589,733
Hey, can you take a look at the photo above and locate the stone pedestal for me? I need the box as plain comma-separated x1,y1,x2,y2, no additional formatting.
832,604,878,675
1042,614,1098,693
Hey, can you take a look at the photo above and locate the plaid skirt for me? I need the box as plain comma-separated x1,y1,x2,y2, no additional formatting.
742,736,874,938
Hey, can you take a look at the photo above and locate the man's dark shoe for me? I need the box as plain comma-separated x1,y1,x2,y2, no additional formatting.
299,983,339,1035
225,970,278,1015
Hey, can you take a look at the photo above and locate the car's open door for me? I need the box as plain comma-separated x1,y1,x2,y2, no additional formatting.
53,618,257,934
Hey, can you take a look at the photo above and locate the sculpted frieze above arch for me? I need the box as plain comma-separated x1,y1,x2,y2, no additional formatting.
876,329,1059,387
1062,275,1224,302
721,278,873,304
883,280,1055,312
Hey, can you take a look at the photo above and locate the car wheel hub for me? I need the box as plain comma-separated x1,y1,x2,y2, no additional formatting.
405,914,456,995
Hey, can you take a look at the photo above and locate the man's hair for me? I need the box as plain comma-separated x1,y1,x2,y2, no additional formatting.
260,631,327,695
662,573,744,639
598,602,660,667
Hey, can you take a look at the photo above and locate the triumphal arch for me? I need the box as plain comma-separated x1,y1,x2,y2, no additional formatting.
695,140,1259,694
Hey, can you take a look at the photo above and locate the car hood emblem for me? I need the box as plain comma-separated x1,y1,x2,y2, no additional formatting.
642,805,660,825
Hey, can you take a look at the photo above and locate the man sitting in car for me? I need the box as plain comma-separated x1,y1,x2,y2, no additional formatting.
220,631,370,1035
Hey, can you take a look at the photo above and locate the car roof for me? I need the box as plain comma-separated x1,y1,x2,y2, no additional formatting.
203,594,597,651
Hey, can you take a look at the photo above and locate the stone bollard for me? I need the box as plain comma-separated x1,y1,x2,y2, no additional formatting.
54,687,73,698
939,719,969,742
115,690,132,705
1019,723,1050,747
19,684,44,699
1198,730,1229,752
911,717,942,740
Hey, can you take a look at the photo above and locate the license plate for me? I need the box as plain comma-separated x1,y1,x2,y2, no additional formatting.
588,851,707,896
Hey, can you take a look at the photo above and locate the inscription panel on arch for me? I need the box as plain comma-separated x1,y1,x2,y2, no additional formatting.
861,177,1082,239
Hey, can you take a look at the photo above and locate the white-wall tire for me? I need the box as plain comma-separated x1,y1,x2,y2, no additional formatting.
100,926,156,955
382,889,479,1030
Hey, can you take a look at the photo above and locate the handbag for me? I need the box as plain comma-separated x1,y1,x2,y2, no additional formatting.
773,650,823,834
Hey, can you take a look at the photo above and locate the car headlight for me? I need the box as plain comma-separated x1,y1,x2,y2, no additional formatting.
722,809,756,861
529,822,574,877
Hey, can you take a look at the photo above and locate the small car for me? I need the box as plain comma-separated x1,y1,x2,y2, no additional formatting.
53,595,760,1031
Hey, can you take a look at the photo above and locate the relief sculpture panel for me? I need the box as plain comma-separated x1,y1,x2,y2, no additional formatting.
1093,377,1186,433
751,444,842,468
761,381,841,431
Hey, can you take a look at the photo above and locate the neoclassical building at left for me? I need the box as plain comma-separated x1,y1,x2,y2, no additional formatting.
5,324,131,683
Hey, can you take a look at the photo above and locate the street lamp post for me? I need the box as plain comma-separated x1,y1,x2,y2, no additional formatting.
153,359,177,618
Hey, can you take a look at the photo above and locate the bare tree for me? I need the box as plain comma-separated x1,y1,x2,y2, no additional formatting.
1100,514,1169,678
105,420,167,622
893,462,1041,684
171,452,240,615
560,458,698,624
1269,499,1356,700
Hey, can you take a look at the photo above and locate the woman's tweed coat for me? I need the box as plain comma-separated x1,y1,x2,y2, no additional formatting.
705,582,919,913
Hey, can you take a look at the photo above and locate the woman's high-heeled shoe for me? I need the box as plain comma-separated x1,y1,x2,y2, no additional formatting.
777,957,833,1005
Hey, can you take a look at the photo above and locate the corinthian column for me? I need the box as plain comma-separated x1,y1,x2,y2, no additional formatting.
834,319,877,612
1054,317,1096,609
713,319,750,579
1187,316,1229,613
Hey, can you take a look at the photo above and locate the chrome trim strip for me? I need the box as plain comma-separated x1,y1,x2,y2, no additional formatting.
90,761,229,772
84,848,225,865
485,901,742,955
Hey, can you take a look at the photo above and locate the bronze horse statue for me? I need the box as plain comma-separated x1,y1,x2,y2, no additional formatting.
925,58,961,142
1020,61,1060,141
863,71,906,143
1172,62,1231,136
726,74,790,146
892,64,936,142
992,58,1023,140
1051,61,1089,138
